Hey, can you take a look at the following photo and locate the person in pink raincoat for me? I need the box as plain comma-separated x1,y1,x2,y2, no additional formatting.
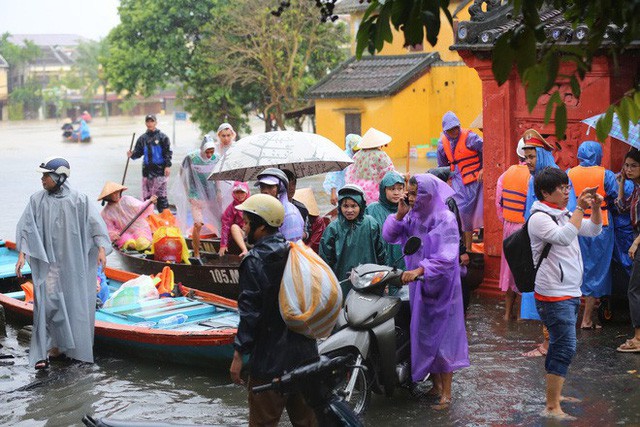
383,173,469,409
345,127,396,203
219,181,250,257
98,181,155,251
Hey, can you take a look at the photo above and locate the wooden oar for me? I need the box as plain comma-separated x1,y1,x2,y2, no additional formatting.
122,132,136,185
114,199,154,243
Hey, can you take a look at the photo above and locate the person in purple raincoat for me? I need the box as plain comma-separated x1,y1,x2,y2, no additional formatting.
437,111,483,250
383,173,469,409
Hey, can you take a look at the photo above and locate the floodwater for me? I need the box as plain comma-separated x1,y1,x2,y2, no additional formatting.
1,117,639,426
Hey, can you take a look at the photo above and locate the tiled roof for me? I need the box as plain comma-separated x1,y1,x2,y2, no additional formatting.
31,46,75,67
451,3,638,51
306,53,440,99
334,0,370,15
9,34,88,47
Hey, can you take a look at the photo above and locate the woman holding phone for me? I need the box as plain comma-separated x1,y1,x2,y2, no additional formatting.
615,148,640,352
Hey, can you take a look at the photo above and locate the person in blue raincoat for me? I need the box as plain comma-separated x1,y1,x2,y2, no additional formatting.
567,141,617,329
319,184,386,296
365,170,406,296
519,129,576,357
71,118,91,142
612,178,635,276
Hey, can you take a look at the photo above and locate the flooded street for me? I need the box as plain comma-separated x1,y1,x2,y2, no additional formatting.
1,117,639,426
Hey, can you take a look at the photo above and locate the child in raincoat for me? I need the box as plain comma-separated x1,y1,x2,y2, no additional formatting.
219,181,250,257
319,184,386,295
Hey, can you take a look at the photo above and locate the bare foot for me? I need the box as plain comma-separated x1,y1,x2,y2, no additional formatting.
522,345,547,357
560,396,582,403
432,397,451,410
424,386,442,398
541,408,576,420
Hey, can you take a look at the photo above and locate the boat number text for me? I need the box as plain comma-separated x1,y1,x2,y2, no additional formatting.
209,268,239,284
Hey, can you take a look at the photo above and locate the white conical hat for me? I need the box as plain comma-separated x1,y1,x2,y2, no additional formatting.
356,127,392,149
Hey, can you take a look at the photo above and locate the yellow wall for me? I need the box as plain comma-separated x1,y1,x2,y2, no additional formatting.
347,2,471,62
0,68,7,101
315,63,482,159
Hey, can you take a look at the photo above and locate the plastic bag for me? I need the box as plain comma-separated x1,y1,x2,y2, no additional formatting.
279,241,342,339
148,226,191,264
103,275,159,308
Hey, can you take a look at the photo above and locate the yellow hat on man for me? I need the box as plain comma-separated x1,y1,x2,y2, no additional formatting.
98,181,128,201
357,127,392,150
236,194,285,227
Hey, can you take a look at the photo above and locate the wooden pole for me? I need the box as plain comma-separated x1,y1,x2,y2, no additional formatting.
115,198,153,242
406,141,411,174
122,132,136,186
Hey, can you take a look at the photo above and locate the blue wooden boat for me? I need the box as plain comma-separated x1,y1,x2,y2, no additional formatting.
0,241,239,368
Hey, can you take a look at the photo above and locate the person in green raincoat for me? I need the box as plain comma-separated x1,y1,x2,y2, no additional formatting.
319,184,386,295
365,171,406,296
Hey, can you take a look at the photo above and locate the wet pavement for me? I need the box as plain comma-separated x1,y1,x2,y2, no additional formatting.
1,117,639,426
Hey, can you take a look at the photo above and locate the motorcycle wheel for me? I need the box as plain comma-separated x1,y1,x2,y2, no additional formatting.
333,359,371,417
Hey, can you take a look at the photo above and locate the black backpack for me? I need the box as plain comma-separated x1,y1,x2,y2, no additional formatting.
503,212,557,293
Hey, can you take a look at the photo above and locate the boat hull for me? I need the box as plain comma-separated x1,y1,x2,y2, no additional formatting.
0,264,238,368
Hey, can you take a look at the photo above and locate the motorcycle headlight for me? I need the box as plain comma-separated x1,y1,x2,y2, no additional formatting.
355,271,388,288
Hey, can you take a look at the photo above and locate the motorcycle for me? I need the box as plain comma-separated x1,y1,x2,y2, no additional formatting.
252,355,364,427
318,236,423,416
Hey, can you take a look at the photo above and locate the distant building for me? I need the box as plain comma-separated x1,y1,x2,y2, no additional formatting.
8,34,86,91
306,0,482,158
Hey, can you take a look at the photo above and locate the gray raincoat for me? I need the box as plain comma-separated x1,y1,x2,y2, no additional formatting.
16,183,111,366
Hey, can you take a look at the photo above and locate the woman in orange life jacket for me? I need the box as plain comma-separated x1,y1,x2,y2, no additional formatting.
436,111,483,250
495,138,529,321
567,141,618,329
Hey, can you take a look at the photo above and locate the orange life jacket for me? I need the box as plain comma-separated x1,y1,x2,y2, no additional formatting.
440,129,481,185
501,164,530,224
567,165,609,226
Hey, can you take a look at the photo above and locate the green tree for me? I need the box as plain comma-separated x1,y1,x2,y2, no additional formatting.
305,0,640,141
201,0,348,131
0,33,42,118
69,38,111,117
105,0,347,134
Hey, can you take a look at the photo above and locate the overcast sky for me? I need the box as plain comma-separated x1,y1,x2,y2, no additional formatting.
0,0,121,40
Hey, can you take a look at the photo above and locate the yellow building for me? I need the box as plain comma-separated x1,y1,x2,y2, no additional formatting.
0,55,8,121
307,0,482,158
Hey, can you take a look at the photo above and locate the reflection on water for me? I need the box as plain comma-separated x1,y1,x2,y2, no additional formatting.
1,118,638,425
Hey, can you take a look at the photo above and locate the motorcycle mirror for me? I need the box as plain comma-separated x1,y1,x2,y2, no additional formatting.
403,236,422,256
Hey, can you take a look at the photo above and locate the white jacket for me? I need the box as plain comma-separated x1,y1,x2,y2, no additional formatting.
528,201,602,297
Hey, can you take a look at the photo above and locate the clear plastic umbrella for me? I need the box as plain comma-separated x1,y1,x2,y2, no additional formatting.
582,113,640,149
207,131,353,181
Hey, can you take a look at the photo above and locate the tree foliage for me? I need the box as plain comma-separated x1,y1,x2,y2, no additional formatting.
68,39,110,102
105,0,346,134
0,33,41,71
200,0,348,131
313,0,640,142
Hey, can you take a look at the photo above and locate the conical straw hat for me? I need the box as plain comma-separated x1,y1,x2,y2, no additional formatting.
357,127,392,149
98,181,128,201
293,187,319,216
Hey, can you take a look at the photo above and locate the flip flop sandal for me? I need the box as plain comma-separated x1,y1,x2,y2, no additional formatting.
617,339,640,353
35,359,49,370
522,345,547,357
